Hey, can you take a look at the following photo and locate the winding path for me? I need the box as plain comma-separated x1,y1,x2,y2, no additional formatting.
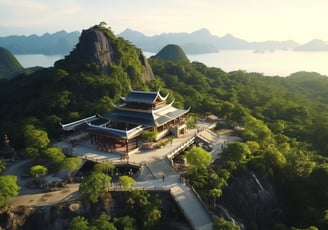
6,123,241,230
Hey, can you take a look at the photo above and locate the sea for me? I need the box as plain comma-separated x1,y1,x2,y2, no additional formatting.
15,50,328,77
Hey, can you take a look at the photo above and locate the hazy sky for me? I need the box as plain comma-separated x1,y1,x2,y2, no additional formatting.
1,0,327,43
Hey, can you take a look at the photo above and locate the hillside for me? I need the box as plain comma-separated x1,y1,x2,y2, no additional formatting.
153,44,189,63
0,24,155,146
1,23,328,229
55,25,154,81
0,47,24,79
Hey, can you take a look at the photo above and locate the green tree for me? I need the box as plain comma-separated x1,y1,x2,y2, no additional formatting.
60,157,82,180
119,175,136,190
213,217,240,230
67,216,93,230
127,189,162,229
30,165,48,178
185,147,211,169
24,126,50,159
42,147,65,166
113,216,137,230
92,212,117,230
79,172,111,203
263,147,287,171
222,142,251,164
209,188,222,207
142,130,157,143
0,175,20,207
94,162,115,175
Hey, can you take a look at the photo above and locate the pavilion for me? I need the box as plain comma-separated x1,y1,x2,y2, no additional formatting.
60,90,190,157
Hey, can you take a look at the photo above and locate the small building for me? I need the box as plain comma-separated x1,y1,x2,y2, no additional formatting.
61,90,190,157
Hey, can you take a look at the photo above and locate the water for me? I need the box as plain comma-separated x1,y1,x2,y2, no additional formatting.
15,50,328,77
146,50,328,77
15,54,64,68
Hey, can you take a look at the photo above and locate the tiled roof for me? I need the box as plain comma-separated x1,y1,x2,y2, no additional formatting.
105,104,189,127
122,90,167,104
85,124,145,139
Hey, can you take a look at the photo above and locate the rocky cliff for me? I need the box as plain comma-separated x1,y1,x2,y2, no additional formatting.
215,170,283,230
55,25,155,83
0,191,190,230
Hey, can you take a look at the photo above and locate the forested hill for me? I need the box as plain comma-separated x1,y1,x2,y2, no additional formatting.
0,47,24,79
1,24,328,228
152,44,189,63
0,24,155,146
148,57,328,228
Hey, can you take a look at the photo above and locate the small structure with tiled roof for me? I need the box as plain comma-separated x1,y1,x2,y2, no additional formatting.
61,90,190,157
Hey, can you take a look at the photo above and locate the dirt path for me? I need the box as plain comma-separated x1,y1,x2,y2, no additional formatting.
7,183,80,208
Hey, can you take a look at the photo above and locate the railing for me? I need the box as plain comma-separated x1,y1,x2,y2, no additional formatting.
166,136,195,160
109,186,171,191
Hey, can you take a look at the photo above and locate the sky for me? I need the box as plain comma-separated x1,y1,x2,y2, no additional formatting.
1,0,327,43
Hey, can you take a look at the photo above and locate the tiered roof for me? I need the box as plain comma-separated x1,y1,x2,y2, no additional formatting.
121,90,168,104
61,90,189,139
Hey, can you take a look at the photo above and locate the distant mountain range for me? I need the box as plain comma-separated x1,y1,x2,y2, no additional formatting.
1,28,328,55
0,30,79,55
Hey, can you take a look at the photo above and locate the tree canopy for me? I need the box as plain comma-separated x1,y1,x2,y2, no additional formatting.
0,175,20,207
185,147,212,169
79,172,111,203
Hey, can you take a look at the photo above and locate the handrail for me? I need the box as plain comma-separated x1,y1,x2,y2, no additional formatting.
166,136,195,160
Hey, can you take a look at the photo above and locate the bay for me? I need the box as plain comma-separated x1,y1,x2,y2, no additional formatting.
15,50,328,77
145,50,328,77
15,54,64,68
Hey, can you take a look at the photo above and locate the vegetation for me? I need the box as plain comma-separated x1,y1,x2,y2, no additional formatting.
126,189,162,230
30,165,48,178
0,175,20,207
60,157,82,180
67,190,162,230
119,175,136,189
1,23,328,228
0,47,23,79
79,172,111,203
153,44,189,63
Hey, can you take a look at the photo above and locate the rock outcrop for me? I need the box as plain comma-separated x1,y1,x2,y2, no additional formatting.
215,171,283,230
0,191,190,230
55,25,155,83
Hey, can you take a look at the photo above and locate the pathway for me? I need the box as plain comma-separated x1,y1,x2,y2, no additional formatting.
7,123,241,230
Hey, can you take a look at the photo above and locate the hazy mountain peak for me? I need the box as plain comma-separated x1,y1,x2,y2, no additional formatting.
191,28,212,36
294,38,328,51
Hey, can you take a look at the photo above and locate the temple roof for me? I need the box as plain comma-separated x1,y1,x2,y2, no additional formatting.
105,103,190,127
60,114,108,131
121,90,168,104
85,124,145,139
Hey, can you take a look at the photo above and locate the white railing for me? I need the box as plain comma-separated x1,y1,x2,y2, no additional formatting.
166,136,195,160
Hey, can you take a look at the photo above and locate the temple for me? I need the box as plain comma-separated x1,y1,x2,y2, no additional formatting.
60,90,190,157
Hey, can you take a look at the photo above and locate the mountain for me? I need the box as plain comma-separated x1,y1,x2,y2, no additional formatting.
55,25,154,82
294,39,328,51
2,27,328,55
0,47,24,79
118,28,301,54
0,30,80,55
153,44,189,63
119,28,219,54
